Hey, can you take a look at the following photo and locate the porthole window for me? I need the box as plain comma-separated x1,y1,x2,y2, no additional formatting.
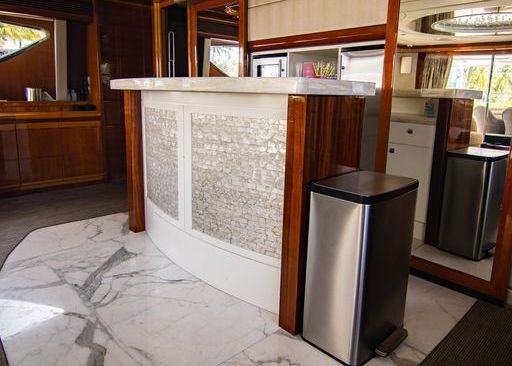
0,21,49,62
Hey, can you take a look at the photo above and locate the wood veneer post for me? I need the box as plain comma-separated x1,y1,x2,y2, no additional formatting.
492,149,512,299
123,90,145,233
374,0,400,173
152,2,165,77
279,95,365,334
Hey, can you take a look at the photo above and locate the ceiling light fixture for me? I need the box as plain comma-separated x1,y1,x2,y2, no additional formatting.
431,9,512,34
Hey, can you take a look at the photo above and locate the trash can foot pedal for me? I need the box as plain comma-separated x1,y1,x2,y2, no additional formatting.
375,327,408,357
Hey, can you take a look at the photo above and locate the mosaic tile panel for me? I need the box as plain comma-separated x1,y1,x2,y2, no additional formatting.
145,107,179,220
191,112,286,259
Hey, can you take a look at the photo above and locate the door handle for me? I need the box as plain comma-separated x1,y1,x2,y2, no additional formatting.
389,148,395,153
406,128,413,134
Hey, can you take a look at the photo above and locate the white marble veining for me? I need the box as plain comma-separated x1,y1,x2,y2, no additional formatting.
413,243,493,281
0,214,278,366
110,77,376,96
420,88,483,100
393,88,483,100
0,214,476,366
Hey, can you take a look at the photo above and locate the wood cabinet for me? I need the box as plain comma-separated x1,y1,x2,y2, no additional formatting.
0,122,20,192
0,113,105,194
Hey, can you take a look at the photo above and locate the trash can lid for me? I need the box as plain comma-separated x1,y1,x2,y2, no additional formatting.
310,171,419,204
448,147,509,162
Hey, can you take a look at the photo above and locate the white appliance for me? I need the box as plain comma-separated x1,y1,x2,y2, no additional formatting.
252,54,287,77
339,44,385,170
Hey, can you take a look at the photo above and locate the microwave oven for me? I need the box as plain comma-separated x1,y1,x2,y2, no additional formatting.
252,54,287,77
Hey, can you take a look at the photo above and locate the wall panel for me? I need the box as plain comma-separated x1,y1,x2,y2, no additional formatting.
248,0,388,41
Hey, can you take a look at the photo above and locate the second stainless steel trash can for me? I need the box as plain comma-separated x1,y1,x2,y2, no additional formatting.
438,147,509,260
303,171,418,366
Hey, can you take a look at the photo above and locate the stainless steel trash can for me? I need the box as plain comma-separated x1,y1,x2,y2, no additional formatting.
303,171,418,366
438,147,509,260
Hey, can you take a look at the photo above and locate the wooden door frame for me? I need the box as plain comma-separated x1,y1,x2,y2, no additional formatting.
187,0,248,76
152,0,175,77
374,0,512,302
374,0,399,174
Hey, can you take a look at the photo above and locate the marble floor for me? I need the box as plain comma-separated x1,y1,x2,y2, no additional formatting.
412,240,493,281
0,213,476,366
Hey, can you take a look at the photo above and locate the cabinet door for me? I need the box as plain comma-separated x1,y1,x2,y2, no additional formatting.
16,122,63,186
0,123,20,192
61,121,104,178
386,143,433,223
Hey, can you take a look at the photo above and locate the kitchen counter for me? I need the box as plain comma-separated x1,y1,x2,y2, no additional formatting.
394,88,483,100
111,77,376,96
111,77,375,314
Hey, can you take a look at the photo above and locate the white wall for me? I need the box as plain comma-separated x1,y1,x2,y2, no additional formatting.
248,0,388,41
394,53,418,91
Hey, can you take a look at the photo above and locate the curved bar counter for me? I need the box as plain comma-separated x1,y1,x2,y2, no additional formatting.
111,77,375,314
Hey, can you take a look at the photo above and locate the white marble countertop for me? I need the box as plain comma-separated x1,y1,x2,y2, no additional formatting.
110,77,376,96
393,88,483,100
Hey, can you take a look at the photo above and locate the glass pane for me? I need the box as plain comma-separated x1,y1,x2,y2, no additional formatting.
210,43,239,77
446,55,493,107
0,21,48,61
488,55,512,120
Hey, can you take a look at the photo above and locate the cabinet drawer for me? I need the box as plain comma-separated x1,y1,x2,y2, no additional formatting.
389,122,435,148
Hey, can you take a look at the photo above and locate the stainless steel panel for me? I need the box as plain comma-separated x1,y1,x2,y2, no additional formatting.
303,189,416,365
359,89,382,171
480,158,507,253
303,192,368,363
439,158,487,259
439,157,507,260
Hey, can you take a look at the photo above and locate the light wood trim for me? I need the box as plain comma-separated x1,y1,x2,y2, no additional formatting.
16,122,62,129
239,0,248,76
247,24,386,53
0,111,101,121
410,256,499,298
398,41,512,55
0,124,16,131
123,90,145,232
187,2,198,77
152,1,172,77
188,0,247,77
19,173,105,191
374,0,400,173
87,0,102,112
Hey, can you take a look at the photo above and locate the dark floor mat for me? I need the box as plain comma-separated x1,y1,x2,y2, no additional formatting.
421,301,512,366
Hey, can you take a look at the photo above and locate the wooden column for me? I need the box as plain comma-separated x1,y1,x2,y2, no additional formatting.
123,90,145,232
374,0,400,173
424,98,473,246
279,95,365,334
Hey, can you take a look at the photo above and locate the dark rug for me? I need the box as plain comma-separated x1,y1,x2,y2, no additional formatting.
421,301,512,366
0,181,128,366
